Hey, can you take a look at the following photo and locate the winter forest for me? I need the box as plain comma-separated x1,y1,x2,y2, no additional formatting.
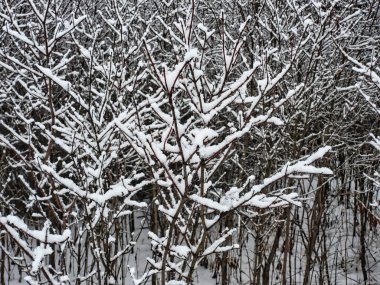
0,0,380,284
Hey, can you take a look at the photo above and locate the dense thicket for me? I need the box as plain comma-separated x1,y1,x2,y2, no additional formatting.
0,0,379,285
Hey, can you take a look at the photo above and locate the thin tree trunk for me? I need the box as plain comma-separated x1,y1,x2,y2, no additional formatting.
359,179,368,283
1,236,5,285
282,208,291,285
303,177,326,285
151,186,158,285
221,213,233,285
263,212,286,285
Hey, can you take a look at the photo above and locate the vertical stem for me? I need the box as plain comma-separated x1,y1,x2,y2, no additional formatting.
1,237,5,285
151,186,158,285
282,208,291,285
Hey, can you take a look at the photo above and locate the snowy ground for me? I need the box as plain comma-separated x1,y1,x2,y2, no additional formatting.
5,195,380,285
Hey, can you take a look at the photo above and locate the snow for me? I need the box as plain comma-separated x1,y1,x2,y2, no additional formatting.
184,48,199,61
167,281,186,285
2,1,376,285
303,18,314,27
2,24,35,47
31,245,53,274
4,216,71,243
171,245,191,257
37,65,90,109
190,194,230,212
190,128,218,147
162,47,201,92
203,229,236,256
